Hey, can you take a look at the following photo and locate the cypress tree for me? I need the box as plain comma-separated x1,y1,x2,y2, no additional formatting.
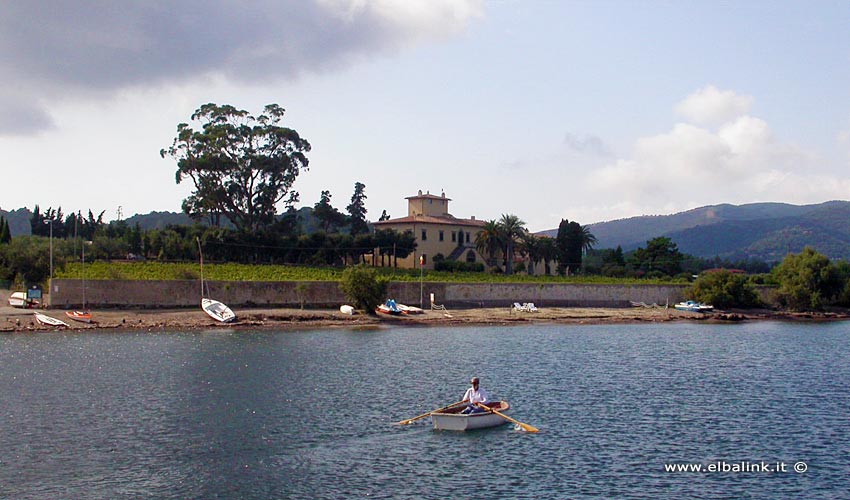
0,217,10,244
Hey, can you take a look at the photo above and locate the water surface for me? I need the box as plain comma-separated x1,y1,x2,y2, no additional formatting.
1,322,848,499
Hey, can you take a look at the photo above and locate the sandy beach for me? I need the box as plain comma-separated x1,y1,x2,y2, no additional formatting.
3,301,849,333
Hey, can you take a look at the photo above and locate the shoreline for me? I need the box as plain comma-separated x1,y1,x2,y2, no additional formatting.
3,305,849,333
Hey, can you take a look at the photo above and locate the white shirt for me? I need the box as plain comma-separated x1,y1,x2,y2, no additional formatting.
463,386,490,404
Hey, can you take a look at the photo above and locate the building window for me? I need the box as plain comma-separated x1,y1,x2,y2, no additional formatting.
421,229,427,241
439,230,444,241
465,232,470,243
466,250,476,263
451,231,456,242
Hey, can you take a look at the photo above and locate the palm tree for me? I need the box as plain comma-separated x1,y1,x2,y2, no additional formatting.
520,232,542,275
538,236,558,275
498,214,526,275
581,225,598,254
475,220,502,267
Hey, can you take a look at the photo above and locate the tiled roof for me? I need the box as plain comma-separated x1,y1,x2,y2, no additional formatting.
405,193,451,201
373,214,485,227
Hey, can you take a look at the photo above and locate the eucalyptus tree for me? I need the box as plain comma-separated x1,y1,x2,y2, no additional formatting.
161,103,311,234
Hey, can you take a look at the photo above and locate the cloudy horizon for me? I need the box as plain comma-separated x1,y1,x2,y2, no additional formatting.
2,0,849,232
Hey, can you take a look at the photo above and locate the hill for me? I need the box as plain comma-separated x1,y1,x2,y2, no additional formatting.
538,201,850,263
0,207,323,236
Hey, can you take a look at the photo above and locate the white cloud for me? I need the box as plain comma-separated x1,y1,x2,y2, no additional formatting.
583,87,848,218
674,85,753,126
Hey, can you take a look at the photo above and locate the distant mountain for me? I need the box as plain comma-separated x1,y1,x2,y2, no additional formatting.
0,208,33,236
123,211,194,230
0,206,328,236
537,201,850,262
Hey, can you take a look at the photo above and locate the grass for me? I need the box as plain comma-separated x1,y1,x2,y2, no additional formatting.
56,261,682,285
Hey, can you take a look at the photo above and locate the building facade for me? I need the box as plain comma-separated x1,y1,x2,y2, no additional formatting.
372,190,486,270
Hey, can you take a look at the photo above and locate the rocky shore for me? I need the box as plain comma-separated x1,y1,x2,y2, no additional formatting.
3,304,849,333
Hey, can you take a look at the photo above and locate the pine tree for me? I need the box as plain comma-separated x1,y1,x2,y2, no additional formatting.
347,182,369,236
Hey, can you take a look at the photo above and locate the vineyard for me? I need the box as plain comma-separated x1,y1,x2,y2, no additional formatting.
56,261,672,285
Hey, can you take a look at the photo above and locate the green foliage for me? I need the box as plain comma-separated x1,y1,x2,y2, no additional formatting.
771,247,844,310
313,191,346,233
346,182,369,236
630,237,683,277
556,219,583,275
434,260,485,273
339,264,388,314
0,236,63,284
498,214,526,275
685,270,761,308
475,220,502,267
161,103,311,233
0,217,10,244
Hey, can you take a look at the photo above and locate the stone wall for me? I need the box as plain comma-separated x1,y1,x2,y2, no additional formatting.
48,279,708,309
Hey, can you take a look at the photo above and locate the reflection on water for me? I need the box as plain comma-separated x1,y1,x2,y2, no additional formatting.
1,322,849,499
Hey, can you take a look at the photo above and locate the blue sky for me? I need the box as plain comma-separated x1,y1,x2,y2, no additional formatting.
2,0,849,232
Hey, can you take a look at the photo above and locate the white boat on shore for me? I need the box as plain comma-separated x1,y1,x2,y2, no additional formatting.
9,291,28,308
202,298,236,323
34,312,70,327
197,238,236,323
430,401,511,431
674,300,714,312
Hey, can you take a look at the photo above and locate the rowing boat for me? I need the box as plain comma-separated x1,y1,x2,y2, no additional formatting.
65,310,93,323
430,401,511,431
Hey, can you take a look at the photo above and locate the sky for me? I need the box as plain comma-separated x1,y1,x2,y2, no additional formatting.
2,0,850,232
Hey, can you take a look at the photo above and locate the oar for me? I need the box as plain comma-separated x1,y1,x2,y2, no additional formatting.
475,402,539,433
397,400,467,425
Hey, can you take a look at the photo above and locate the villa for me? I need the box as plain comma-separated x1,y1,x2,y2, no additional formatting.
372,190,486,270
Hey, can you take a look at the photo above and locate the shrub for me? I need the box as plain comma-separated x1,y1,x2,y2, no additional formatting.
771,247,843,310
339,264,388,314
434,260,485,273
685,270,761,309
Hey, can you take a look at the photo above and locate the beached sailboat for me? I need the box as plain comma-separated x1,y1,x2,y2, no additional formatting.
34,312,70,327
197,238,236,323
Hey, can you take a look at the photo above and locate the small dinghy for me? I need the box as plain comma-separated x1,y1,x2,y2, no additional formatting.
34,312,70,327
430,401,511,431
65,310,93,323
339,304,355,315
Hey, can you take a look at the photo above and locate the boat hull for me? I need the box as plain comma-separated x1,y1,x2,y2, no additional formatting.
65,311,93,323
9,291,32,308
430,401,511,431
202,298,236,323
376,304,401,315
674,301,714,312
34,312,70,327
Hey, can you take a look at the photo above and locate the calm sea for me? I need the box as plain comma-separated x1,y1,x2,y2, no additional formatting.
1,321,848,499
